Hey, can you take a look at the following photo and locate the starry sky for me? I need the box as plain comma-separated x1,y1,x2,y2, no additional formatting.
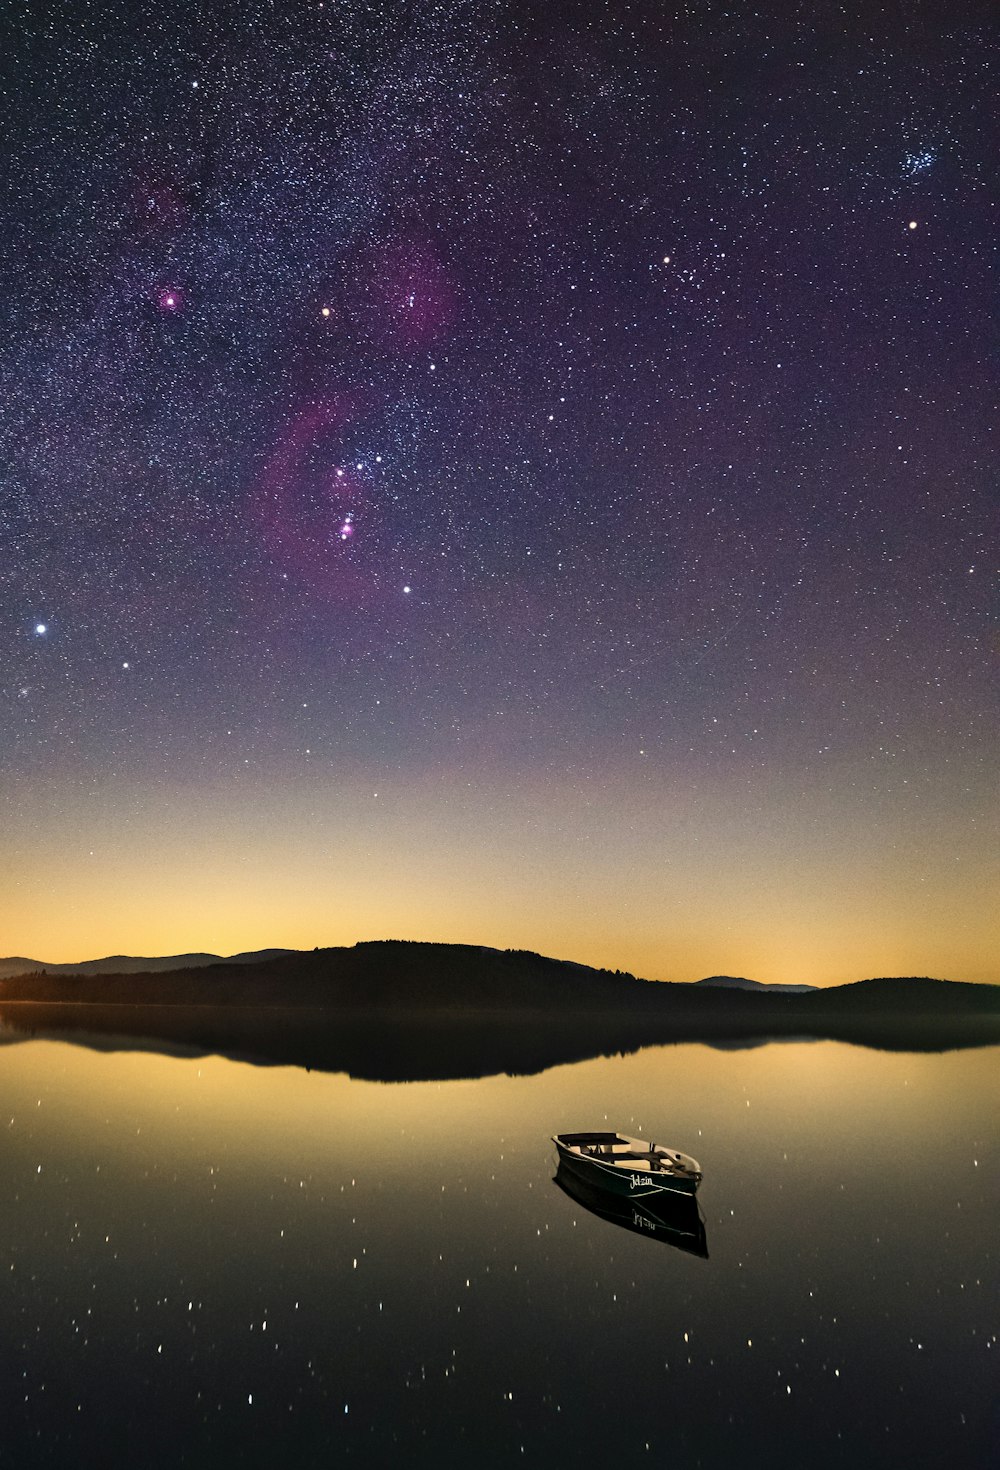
2,0,996,983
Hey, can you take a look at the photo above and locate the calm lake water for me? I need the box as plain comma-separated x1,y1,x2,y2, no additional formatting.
1,1031,997,1468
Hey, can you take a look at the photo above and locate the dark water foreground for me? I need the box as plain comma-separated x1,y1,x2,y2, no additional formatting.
1,1030,996,1469
3,998,1000,1084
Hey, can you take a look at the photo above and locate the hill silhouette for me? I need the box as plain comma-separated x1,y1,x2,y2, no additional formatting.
0,942,653,1007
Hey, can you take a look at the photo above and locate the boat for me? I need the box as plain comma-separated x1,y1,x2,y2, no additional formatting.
553,1161,708,1258
551,1130,702,1198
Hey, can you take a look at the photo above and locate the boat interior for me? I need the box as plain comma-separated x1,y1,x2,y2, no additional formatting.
556,1131,700,1176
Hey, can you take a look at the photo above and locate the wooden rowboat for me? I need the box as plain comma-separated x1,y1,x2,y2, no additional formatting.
552,1130,702,1198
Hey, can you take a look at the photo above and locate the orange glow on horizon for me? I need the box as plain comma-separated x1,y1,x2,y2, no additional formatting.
3,760,997,987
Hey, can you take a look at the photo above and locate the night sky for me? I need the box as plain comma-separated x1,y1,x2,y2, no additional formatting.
2,0,996,983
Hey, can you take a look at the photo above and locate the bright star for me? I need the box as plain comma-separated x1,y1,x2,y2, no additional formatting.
156,286,184,312
34,623,47,635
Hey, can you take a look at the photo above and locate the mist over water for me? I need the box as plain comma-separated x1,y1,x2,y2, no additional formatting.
2,1036,996,1468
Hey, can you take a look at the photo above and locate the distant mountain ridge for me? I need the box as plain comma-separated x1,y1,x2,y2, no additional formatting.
0,949,297,980
695,975,817,993
0,951,816,991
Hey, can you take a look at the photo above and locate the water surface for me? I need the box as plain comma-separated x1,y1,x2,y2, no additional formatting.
1,1034,996,1467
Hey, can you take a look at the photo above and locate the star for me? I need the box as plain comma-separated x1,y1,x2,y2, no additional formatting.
155,286,185,312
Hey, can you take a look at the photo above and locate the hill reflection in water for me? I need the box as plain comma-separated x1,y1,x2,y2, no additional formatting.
2,997,999,1083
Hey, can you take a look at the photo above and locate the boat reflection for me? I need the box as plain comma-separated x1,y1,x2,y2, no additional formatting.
553,1160,709,1259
